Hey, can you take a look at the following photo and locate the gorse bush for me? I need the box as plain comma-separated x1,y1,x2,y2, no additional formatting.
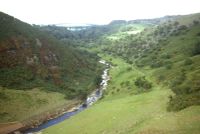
167,93,200,111
135,76,152,90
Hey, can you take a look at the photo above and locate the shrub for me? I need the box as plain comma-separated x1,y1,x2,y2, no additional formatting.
0,92,8,100
126,67,132,71
177,25,187,31
120,82,124,87
125,81,130,87
171,84,191,95
184,58,193,65
116,88,120,92
165,64,172,69
167,95,188,111
191,41,200,56
193,20,199,25
158,75,165,82
161,53,171,59
135,76,152,90
94,76,102,86
173,21,179,27
170,72,186,91
0,66,34,89
136,63,145,68
167,93,200,111
150,60,163,68
127,60,133,64
196,32,200,36
164,60,173,69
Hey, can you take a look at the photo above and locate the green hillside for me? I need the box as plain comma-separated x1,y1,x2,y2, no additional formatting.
0,12,103,123
100,13,200,111
44,56,200,134
43,13,200,134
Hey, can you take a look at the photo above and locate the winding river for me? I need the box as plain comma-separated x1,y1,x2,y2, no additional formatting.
25,60,110,134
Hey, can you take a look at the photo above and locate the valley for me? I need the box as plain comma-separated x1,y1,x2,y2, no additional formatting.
0,11,200,134
43,55,200,134
42,13,200,134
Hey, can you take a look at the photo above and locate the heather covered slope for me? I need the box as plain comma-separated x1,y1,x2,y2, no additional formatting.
0,12,102,123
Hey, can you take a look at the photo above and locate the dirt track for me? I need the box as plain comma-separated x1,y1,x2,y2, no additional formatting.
0,122,24,134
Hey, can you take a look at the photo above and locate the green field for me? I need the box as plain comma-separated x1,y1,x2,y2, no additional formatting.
43,55,200,134
106,23,148,40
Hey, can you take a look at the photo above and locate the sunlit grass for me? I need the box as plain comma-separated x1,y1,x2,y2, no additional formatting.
43,55,200,134
0,87,76,123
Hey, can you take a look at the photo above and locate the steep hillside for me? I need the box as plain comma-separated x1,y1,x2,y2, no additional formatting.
0,12,102,123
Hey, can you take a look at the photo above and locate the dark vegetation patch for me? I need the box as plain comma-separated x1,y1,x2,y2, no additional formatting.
135,76,152,92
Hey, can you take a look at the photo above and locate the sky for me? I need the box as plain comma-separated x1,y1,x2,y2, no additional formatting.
0,0,200,25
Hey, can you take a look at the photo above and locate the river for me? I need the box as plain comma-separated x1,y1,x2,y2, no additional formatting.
24,60,110,134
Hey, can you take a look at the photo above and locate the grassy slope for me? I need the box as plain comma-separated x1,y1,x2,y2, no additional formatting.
98,13,200,111
43,55,200,134
0,87,78,123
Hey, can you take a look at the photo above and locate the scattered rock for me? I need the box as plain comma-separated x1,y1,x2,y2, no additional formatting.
36,39,42,47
